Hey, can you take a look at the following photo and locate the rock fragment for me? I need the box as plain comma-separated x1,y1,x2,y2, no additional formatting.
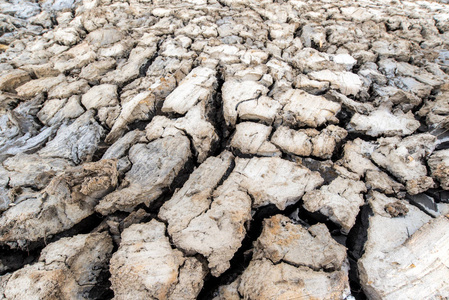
52,42,97,73
310,125,347,159
395,61,444,87
38,95,85,126
0,97,57,162
230,122,280,157
162,67,217,115
254,215,347,271
337,138,378,178
294,74,330,95
228,214,350,300
110,220,207,299
47,79,90,99
308,70,363,96
101,45,157,85
365,169,405,196
96,134,191,215
53,27,80,46
358,192,449,299
2,153,72,189
348,108,420,137
418,91,449,129
234,157,323,210
222,80,269,127
145,105,218,162
371,134,436,194
327,90,374,115
236,96,281,125
38,111,105,164
391,76,432,99
0,232,113,299
0,120,55,161
105,91,156,143
0,159,118,248
371,39,411,61
0,69,31,92
102,130,146,160
428,149,449,190
86,28,123,47
271,125,347,159
384,200,409,217
15,75,65,98
81,84,118,110
79,58,116,83
171,178,251,277
279,89,341,128
271,126,313,157
303,175,367,233
291,48,337,73
159,151,235,235
159,151,249,277
238,260,350,300
333,53,357,71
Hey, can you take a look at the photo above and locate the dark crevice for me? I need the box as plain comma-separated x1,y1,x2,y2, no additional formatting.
50,15,58,27
40,214,105,251
50,214,105,243
91,141,109,162
129,152,197,217
432,127,449,150
281,151,336,165
426,188,449,203
89,218,124,300
269,256,338,273
294,204,345,234
161,111,185,119
156,215,187,252
345,131,379,142
301,157,339,185
140,40,161,77
209,66,232,157
230,147,278,159
88,265,114,300
197,204,276,300
216,158,236,187
331,137,348,162
346,204,373,300
413,95,434,134
136,189,175,217
197,196,347,299
139,58,154,78
170,151,196,190
405,193,439,218
176,129,201,167
335,106,354,129
0,213,104,275
127,119,152,131
281,152,299,162
0,246,40,276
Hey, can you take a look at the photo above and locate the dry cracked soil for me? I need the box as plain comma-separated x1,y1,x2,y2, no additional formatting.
1,0,449,299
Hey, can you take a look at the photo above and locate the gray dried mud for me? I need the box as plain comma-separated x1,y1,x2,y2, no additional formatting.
1,0,449,299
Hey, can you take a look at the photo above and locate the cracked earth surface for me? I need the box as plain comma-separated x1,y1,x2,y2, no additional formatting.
1,0,449,299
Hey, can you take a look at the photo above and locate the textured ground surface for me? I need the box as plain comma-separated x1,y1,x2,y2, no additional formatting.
1,0,449,299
